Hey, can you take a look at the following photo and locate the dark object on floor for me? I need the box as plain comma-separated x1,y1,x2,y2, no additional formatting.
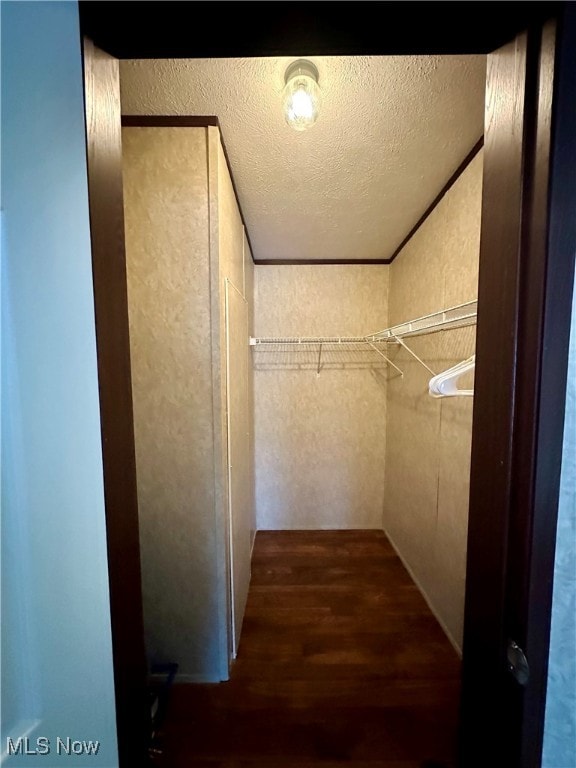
421,761,451,768
148,662,178,765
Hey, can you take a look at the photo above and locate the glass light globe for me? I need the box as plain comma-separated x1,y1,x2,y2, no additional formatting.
283,60,321,132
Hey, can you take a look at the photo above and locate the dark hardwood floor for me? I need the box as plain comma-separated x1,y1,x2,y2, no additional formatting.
157,530,461,768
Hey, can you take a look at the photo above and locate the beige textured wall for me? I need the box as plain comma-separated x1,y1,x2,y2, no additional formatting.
384,149,483,651
225,281,252,651
123,126,254,679
210,130,255,652
243,233,257,549
123,127,225,680
254,265,389,530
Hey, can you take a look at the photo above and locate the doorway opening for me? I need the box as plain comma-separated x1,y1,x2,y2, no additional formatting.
81,5,574,766
119,53,485,767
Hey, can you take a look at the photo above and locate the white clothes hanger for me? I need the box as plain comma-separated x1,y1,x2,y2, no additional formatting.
429,355,475,398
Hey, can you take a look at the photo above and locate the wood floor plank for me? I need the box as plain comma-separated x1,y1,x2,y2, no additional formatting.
158,531,460,768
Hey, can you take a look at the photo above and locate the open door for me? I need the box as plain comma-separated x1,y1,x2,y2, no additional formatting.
82,38,149,765
461,8,576,767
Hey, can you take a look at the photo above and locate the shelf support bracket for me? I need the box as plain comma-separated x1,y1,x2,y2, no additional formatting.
317,342,323,376
365,340,404,377
392,335,436,376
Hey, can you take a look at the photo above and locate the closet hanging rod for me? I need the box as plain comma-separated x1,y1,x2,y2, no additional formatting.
367,299,478,342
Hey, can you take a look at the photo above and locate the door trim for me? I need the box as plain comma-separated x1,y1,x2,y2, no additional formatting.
82,38,149,765
516,8,576,763
461,9,576,766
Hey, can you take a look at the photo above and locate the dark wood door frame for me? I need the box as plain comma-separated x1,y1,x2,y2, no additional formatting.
78,1,559,59
80,3,575,766
508,13,575,766
82,38,149,766
461,8,576,766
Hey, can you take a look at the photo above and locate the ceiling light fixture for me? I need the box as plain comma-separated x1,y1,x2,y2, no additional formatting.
283,60,321,132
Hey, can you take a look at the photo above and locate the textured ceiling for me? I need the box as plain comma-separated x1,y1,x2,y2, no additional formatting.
120,55,486,262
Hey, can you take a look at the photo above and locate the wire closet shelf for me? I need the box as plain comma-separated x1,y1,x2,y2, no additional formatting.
366,299,478,342
250,300,477,378
249,300,478,348
249,336,383,347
